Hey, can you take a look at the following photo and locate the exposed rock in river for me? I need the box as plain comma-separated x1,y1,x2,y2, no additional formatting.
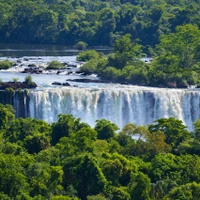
0,82,37,90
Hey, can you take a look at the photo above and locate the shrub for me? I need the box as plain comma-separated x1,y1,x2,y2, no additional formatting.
12,78,19,83
24,75,33,85
46,61,64,69
5,87,15,95
75,41,88,50
80,59,98,75
76,50,100,62
0,59,13,69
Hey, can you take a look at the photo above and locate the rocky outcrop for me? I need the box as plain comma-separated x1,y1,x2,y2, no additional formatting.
0,82,37,90
52,82,70,86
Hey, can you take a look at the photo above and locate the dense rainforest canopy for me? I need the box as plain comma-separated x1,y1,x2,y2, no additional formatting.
0,0,200,48
1,103,200,199
78,26,200,87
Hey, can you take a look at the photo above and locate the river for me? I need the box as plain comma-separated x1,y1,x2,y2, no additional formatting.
0,44,200,131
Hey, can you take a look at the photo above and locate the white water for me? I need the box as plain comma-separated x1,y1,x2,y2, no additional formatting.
1,53,200,131
28,86,200,131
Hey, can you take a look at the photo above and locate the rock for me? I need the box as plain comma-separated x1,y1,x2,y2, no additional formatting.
0,81,37,90
167,81,177,88
63,82,70,86
28,64,37,68
52,82,62,85
22,67,43,74
52,82,70,86
66,78,110,84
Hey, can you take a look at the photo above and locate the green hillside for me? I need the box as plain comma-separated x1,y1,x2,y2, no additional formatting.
0,0,200,47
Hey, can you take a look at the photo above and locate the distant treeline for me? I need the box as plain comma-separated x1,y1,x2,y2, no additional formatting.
0,0,200,47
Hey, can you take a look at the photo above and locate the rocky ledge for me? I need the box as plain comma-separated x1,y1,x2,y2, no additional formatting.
66,78,126,84
0,82,37,90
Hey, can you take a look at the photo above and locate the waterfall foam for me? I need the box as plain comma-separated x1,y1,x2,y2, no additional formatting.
28,87,200,131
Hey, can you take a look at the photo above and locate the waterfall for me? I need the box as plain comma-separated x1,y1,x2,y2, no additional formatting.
27,87,200,131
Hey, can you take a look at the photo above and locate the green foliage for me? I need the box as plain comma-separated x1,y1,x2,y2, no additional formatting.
151,24,200,86
148,117,191,152
0,153,31,198
46,60,64,69
0,104,200,199
24,75,33,85
0,60,13,70
76,50,101,62
0,104,15,130
28,162,64,198
128,172,151,200
100,153,136,187
5,118,51,153
121,63,148,84
95,119,119,140
75,41,88,50
87,193,107,200
108,34,142,69
0,0,200,49
51,196,78,200
5,87,15,96
12,78,19,83
69,127,97,153
101,67,122,82
63,154,108,200
77,24,200,87
109,186,131,200
80,59,99,74
164,182,200,200
148,153,200,198
51,114,89,145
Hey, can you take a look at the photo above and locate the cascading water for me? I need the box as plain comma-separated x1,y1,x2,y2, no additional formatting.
28,86,200,131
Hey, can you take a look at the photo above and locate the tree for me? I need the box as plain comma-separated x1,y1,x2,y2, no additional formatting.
100,153,135,187
107,34,142,69
101,66,122,81
164,182,200,200
128,172,151,200
51,114,89,145
0,104,15,131
0,153,31,198
76,50,101,62
148,117,191,151
28,162,64,198
80,59,99,75
153,24,200,86
63,154,108,200
94,119,119,140
5,118,51,153
149,153,200,199
31,9,59,43
193,119,200,140
69,127,97,153
46,60,64,69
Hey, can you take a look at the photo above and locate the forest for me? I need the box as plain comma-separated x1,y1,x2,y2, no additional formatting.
0,0,200,48
1,103,200,199
77,25,200,88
